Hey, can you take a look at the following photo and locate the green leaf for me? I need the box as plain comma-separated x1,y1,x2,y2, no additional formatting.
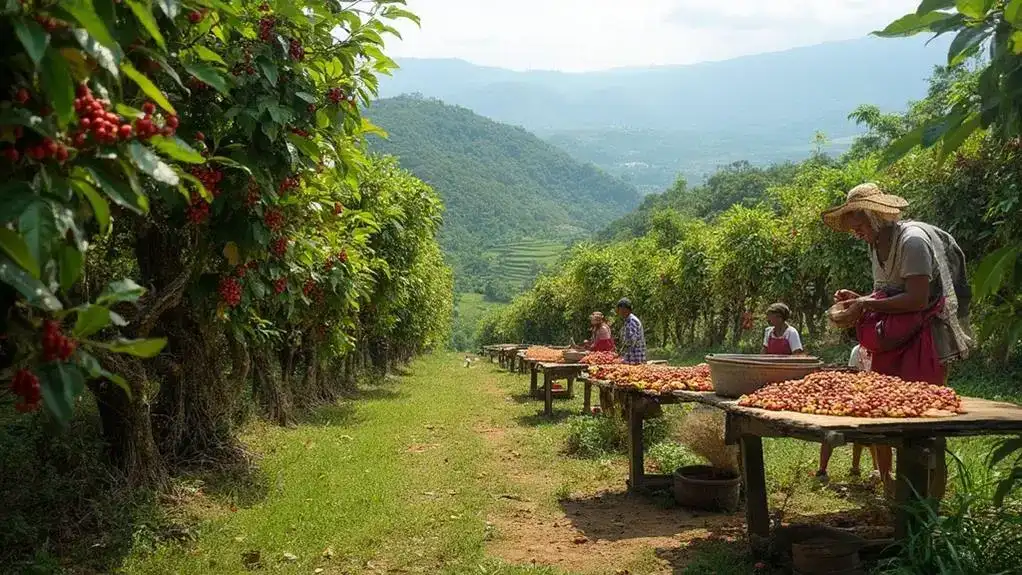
156,0,180,19
917,0,956,14
295,91,317,103
77,350,131,397
85,164,148,214
315,109,330,129
107,337,167,358
0,108,55,138
148,134,204,163
948,25,991,65
0,254,61,310
74,304,111,337
208,156,252,174
40,48,75,125
70,178,110,234
13,17,50,67
874,11,954,37
39,362,85,426
880,125,926,167
61,0,119,52
125,0,166,49
19,200,57,272
190,44,226,66
1006,0,1022,27
955,0,989,19
973,245,1019,299
58,245,83,290
266,104,293,124
382,6,420,26
286,132,319,159
0,228,40,279
126,141,180,185
938,111,981,162
1013,30,1022,55
121,62,175,114
184,61,230,95
98,278,145,305
257,58,279,85
72,28,120,77
261,120,280,142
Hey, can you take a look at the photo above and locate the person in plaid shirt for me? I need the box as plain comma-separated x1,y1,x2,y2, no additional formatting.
615,298,646,364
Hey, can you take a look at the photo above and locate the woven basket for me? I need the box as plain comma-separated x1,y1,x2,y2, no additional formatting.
707,354,823,398
562,350,587,363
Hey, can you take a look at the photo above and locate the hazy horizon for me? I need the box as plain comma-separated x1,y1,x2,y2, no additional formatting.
389,0,920,72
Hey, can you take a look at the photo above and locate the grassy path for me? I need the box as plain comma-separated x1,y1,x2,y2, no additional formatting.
119,353,1006,575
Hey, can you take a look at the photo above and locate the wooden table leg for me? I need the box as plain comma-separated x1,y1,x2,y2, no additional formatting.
544,372,553,417
583,380,592,414
740,434,770,551
627,399,645,491
530,365,538,397
567,375,575,397
895,438,933,540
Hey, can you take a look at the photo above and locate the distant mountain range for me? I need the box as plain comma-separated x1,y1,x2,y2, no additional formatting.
365,96,641,292
379,36,950,192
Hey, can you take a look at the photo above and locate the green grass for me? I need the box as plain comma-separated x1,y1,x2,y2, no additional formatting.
96,354,1022,574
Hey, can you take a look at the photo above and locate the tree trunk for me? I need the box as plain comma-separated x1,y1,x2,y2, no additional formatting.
253,352,292,426
88,358,167,489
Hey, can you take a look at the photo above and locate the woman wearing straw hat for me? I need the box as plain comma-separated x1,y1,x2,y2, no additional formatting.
822,183,974,499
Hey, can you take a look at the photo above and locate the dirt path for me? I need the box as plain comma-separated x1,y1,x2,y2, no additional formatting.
472,361,746,574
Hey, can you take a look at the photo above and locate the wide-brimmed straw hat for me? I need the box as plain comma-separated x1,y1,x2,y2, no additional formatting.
822,183,909,232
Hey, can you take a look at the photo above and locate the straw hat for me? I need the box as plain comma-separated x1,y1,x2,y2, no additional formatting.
821,183,908,232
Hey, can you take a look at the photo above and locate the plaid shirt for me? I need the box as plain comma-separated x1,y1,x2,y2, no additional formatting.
620,313,646,364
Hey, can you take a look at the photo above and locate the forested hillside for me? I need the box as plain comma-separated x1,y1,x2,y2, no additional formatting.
366,95,641,291
380,36,949,192
480,61,1022,364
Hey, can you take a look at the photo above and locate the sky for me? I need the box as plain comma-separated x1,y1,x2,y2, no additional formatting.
386,0,922,72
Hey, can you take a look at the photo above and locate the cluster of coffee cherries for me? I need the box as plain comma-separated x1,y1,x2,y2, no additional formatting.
190,166,224,198
259,16,276,42
327,87,345,104
271,237,289,258
218,276,242,307
10,369,41,413
302,279,324,302
187,10,207,24
42,320,76,362
273,277,287,294
264,208,285,232
337,250,349,264
34,14,63,32
246,179,261,208
333,202,344,216
277,175,300,195
288,38,305,61
186,192,210,224
8,134,69,163
289,127,310,138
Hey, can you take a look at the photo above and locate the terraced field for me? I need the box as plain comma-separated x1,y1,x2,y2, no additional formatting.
486,239,567,287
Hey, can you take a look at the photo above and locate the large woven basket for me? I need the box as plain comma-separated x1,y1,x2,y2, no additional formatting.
562,350,588,363
707,354,823,398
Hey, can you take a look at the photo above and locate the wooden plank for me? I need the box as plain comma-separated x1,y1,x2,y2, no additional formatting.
583,379,592,413
670,391,1022,438
740,434,770,550
627,398,645,492
544,371,554,417
895,438,933,540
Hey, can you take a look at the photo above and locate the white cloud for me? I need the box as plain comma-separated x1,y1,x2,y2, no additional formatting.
386,0,920,72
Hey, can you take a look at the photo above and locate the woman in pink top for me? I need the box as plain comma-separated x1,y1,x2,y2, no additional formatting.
585,312,615,352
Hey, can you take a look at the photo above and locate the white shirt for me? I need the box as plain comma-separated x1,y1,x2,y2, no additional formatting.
763,325,803,353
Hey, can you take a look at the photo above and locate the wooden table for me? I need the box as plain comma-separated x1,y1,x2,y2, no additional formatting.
579,360,669,414
532,362,586,416
668,390,1022,550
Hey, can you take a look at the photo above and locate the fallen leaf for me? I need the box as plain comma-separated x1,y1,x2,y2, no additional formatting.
314,569,324,574
573,536,589,544
282,552,298,562
322,547,335,559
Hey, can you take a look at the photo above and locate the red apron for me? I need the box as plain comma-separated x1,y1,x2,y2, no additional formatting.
856,291,945,385
765,332,793,355
592,337,616,352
